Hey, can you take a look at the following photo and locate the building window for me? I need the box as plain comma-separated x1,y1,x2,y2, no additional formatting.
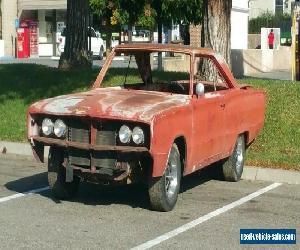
275,0,284,15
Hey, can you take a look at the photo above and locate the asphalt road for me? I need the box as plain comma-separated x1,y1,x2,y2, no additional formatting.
0,154,299,249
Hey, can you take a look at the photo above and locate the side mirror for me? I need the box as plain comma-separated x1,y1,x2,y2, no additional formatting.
195,83,205,96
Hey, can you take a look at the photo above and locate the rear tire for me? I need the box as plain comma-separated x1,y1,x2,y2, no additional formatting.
148,144,181,212
48,147,80,199
222,135,245,182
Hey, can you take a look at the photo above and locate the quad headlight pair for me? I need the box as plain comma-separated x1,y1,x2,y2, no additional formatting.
42,118,66,138
119,125,144,145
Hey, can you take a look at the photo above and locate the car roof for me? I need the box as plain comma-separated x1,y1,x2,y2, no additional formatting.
115,43,216,57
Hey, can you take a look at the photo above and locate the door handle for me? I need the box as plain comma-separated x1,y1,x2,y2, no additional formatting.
220,103,226,109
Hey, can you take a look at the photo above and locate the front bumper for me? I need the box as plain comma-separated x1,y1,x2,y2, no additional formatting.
32,136,148,153
31,136,151,182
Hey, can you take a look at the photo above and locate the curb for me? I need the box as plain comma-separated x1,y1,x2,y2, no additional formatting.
0,141,299,185
242,167,300,185
0,141,49,157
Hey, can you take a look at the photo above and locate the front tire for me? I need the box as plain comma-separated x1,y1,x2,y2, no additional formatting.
148,144,181,212
222,135,245,182
48,147,80,199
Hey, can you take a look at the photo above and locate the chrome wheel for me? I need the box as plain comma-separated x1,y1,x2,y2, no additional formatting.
222,135,245,182
148,143,181,211
235,137,244,176
165,152,179,200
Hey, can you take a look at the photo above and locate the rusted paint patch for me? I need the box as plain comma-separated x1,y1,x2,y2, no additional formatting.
31,87,190,122
205,93,222,99
96,88,191,121
43,97,84,114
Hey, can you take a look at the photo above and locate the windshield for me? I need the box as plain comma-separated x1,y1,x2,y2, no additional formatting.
102,51,191,95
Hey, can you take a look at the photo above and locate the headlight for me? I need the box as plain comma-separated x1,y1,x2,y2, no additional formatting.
132,127,144,145
54,119,67,138
42,118,54,136
119,125,132,144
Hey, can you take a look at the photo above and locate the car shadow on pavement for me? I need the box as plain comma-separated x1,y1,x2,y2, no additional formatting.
4,164,222,210
180,163,223,193
5,172,48,193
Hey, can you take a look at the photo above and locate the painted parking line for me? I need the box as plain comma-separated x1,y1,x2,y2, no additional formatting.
131,183,282,250
0,186,49,204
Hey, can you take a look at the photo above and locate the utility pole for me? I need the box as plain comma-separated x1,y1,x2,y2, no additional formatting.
291,0,300,81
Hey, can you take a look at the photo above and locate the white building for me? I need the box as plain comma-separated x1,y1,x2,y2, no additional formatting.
249,0,295,19
231,0,249,49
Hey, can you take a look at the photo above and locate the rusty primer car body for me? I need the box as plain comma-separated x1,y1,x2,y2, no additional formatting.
28,44,266,211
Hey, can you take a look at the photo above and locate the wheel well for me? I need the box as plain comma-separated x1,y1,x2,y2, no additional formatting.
242,131,250,148
174,136,186,175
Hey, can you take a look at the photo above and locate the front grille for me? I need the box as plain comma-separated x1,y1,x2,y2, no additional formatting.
68,119,90,144
67,119,90,167
67,119,117,174
96,121,118,146
94,125,117,174
96,131,116,145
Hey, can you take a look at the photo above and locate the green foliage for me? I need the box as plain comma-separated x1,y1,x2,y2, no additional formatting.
162,0,203,25
249,12,292,34
90,0,155,28
89,0,203,28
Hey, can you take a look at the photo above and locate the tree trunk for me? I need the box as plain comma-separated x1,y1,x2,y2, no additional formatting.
106,29,112,56
201,0,232,65
59,0,92,70
128,24,133,43
157,19,163,70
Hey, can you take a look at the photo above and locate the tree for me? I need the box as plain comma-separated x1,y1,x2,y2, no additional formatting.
90,0,155,52
90,0,203,45
249,12,291,34
163,0,202,25
201,0,232,65
59,0,92,70
154,0,202,68
90,0,116,55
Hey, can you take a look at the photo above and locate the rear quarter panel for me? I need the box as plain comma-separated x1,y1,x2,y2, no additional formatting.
223,87,266,155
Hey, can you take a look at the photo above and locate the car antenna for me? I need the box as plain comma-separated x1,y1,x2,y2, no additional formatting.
123,55,133,87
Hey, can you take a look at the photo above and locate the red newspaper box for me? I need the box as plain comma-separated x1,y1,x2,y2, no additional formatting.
17,28,30,58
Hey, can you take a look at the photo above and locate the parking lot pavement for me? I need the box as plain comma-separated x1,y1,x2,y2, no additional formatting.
0,154,299,249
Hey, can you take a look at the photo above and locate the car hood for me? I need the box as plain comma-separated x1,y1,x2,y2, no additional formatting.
29,87,191,123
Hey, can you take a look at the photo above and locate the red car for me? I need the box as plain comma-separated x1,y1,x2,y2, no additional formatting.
28,44,266,211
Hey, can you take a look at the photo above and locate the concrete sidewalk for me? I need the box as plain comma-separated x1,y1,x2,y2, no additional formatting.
0,140,299,185
245,70,292,81
0,140,49,157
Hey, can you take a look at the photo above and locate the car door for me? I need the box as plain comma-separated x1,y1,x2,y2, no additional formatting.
189,57,228,171
191,90,226,169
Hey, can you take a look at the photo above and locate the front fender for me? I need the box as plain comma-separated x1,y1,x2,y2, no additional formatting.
149,106,192,177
